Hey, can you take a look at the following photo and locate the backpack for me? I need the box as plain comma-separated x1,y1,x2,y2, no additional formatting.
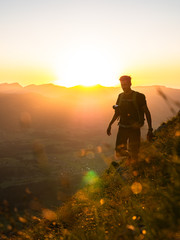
117,91,145,127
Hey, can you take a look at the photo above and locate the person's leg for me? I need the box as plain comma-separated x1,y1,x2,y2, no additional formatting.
115,127,129,157
129,128,140,161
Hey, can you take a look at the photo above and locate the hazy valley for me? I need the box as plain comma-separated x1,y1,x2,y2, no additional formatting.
0,83,179,211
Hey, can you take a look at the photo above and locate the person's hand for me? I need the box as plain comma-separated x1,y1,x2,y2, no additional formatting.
107,125,112,136
147,128,154,142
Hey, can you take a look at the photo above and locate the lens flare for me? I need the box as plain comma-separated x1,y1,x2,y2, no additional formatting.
82,170,99,185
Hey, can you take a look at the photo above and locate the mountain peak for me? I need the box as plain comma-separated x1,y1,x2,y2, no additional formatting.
0,82,23,93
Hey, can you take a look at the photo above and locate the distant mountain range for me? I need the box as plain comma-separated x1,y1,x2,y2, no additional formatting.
0,83,179,137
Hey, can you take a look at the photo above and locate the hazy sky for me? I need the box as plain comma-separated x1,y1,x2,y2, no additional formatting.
0,0,180,87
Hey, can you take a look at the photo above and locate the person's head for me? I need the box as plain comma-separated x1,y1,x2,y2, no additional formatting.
119,75,132,93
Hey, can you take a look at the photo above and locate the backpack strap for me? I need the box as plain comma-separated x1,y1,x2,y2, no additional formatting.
132,91,139,117
132,91,144,127
117,93,124,106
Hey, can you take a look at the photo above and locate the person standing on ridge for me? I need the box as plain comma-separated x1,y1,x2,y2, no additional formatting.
107,75,153,161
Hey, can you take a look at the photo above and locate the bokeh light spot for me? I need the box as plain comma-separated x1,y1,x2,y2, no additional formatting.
133,171,139,177
131,182,142,194
42,209,57,221
175,131,180,136
80,149,86,157
126,225,135,231
97,146,102,153
100,199,105,205
18,217,27,223
7,225,12,230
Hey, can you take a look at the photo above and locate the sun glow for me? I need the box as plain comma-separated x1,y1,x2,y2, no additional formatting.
54,45,123,87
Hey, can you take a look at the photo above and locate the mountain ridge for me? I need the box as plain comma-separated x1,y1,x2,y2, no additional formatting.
0,82,180,91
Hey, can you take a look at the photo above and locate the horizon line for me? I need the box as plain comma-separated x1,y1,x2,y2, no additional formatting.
0,82,180,90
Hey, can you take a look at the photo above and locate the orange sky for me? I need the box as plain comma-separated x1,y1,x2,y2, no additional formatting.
0,0,180,88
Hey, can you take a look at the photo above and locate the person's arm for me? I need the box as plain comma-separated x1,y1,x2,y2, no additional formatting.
107,95,120,136
107,111,119,136
143,104,153,141
143,104,152,130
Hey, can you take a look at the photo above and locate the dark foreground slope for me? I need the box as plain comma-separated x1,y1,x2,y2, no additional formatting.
1,112,180,240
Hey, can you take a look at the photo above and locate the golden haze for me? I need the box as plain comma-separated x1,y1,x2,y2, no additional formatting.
0,64,180,88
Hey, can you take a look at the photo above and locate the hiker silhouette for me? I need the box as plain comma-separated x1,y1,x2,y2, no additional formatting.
107,75,153,161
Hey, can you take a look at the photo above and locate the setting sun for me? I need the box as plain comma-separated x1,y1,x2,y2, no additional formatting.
0,0,179,88
54,45,122,87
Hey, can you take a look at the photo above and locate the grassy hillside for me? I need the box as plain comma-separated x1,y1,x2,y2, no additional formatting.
1,112,180,239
